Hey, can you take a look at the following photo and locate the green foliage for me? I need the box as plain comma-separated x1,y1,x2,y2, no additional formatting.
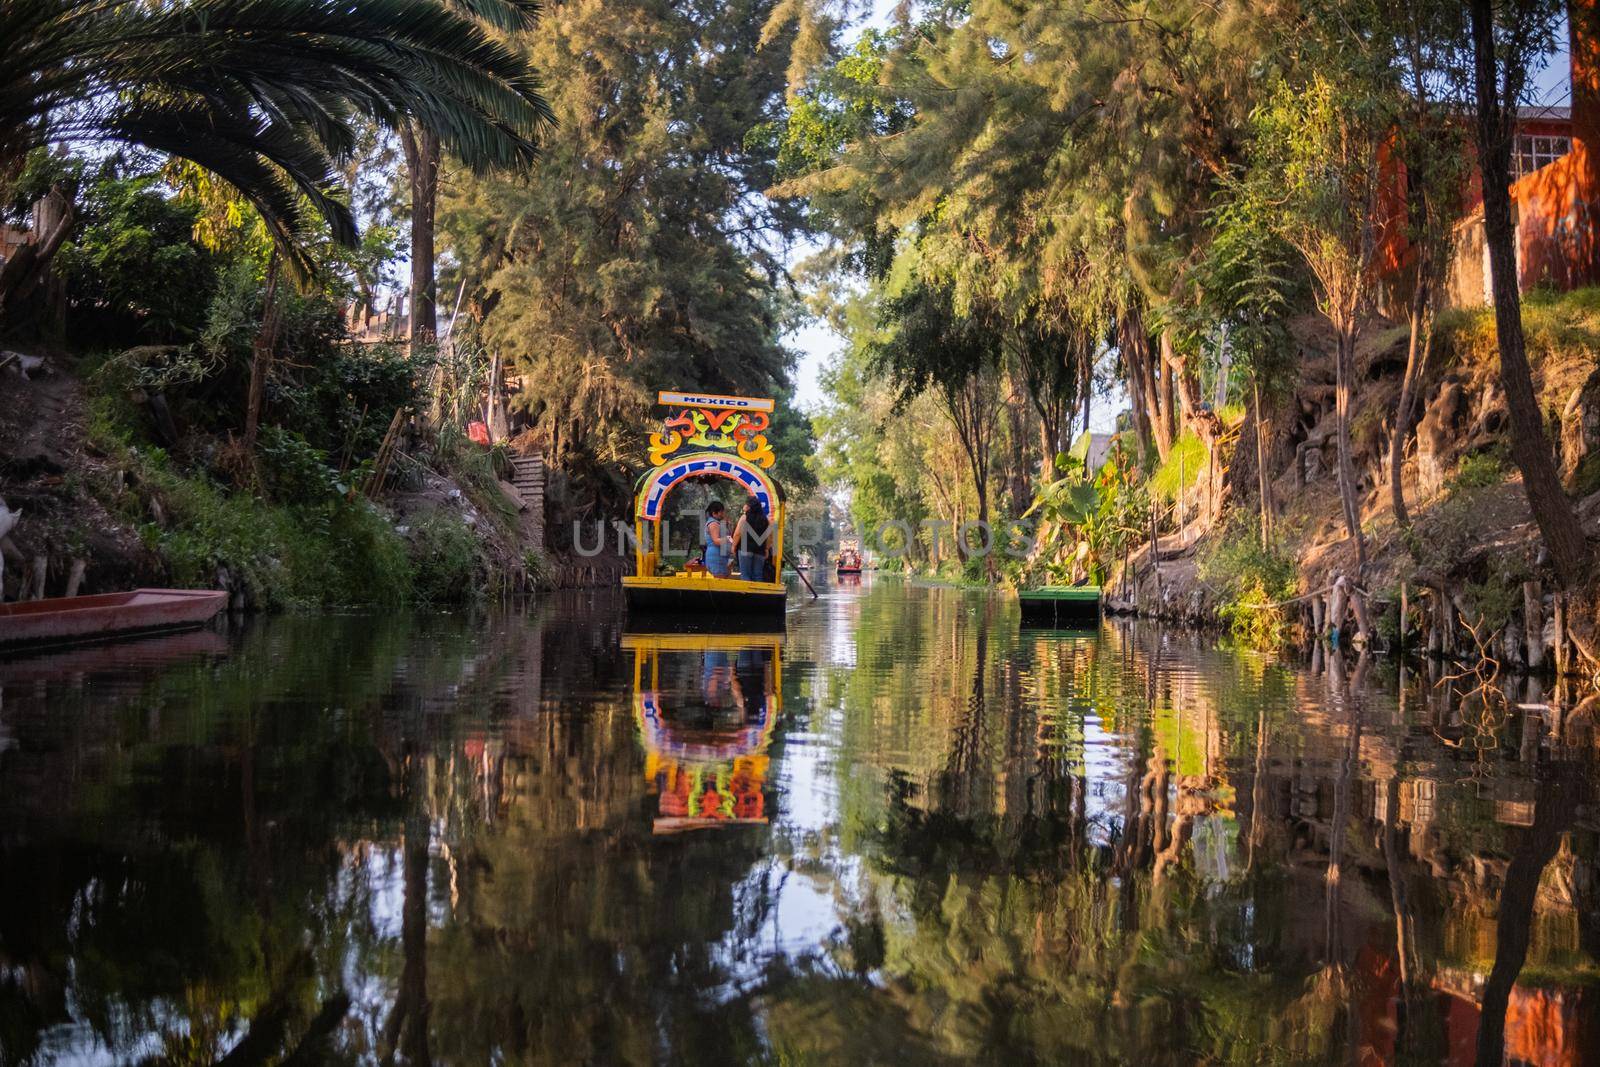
438,0,809,515
1175,187,1302,402
82,388,500,609
0,0,552,270
269,339,424,459
871,278,1001,410
119,449,413,610
1147,431,1210,502
408,507,484,604
1462,568,1526,635
255,427,356,504
1449,450,1510,492
1019,443,1146,587
1198,515,1299,649
1434,286,1600,413
50,164,219,344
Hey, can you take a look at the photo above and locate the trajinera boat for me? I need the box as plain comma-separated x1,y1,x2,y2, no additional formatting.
0,588,228,651
622,390,788,620
1018,584,1102,628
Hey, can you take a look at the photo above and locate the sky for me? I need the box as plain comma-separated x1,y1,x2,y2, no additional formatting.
779,9,1577,424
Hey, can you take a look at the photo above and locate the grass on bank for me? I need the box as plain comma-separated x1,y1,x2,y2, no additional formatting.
1434,286,1600,416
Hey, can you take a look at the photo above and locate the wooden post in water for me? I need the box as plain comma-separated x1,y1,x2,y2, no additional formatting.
1523,581,1544,670
1147,499,1163,612
1398,582,1408,654
1328,576,1348,648
1553,592,1568,678
1428,586,1444,658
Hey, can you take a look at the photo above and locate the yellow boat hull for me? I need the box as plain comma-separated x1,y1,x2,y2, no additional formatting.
622,574,787,619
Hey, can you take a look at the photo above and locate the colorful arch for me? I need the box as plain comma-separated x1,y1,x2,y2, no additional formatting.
635,450,778,522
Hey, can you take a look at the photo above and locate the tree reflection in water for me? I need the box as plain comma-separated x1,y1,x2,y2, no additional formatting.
0,584,1595,1064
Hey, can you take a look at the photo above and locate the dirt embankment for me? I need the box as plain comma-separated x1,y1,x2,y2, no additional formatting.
0,350,535,605
1110,293,1600,676
0,352,159,597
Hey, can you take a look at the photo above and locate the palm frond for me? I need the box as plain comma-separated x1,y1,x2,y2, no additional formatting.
0,0,554,263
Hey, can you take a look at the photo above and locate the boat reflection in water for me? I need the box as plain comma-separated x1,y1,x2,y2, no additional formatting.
625,632,780,832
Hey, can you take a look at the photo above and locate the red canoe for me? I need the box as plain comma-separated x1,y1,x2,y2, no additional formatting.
0,588,228,651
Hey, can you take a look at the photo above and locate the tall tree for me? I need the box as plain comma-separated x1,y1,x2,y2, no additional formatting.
441,0,812,511
401,0,546,350
1467,0,1589,586
871,279,1003,553
1244,73,1395,571
1384,0,1468,530
773,1,1274,465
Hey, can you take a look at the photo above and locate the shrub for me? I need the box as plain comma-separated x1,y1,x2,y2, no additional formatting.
408,508,484,604
1448,449,1509,492
51,167,219,345
256,427,346,504
1198,515,1299,649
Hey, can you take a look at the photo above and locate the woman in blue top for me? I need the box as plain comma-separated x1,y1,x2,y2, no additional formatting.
703,501,732,577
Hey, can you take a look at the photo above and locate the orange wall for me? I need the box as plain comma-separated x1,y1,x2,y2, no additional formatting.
1512,0,1600,290
1511,141,1600,290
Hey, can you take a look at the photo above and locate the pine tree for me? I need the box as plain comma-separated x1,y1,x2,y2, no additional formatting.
441,0,813,508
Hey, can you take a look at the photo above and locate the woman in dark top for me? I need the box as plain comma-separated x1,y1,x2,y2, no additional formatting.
732,495,771,582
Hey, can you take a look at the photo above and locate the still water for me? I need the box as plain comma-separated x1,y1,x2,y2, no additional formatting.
2,577,1596,1065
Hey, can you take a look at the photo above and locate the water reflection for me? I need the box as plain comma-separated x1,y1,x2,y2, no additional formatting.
627,633,779,832
0,585,1595,1063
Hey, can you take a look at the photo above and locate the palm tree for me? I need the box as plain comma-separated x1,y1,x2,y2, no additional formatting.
0,0,554,315
401,0,544,349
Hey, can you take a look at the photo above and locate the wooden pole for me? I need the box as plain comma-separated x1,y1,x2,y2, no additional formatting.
1553,592,1568,678
1399,581,1409,654
1522,581,1544,670
64,558,86,598
1351,588,1374,648
1148,499,1163,610
1429,586,1445,658
1328,576,1348,647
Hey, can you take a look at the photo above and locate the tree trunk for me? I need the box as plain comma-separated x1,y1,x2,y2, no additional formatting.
242,254,283,457
1039,418,1058,478
401,123,442,349
486,348,509,442
64,558,86,598
1160,343,1178,449
1470,0,1591,587
1119,308,1170,461
1333,321,1368,570
0,185,75,326
1121,343,1152,466
1004,388,1031,516
1253,376,1274,549
1390,261,1430,529
1080,349,1093,436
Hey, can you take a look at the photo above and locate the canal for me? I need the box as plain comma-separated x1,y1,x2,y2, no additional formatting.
1,577,1595,1063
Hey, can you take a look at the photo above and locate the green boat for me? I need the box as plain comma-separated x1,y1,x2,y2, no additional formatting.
1018,585,1102,628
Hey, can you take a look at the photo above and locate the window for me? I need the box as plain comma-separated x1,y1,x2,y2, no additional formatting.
1515,133,1571,176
